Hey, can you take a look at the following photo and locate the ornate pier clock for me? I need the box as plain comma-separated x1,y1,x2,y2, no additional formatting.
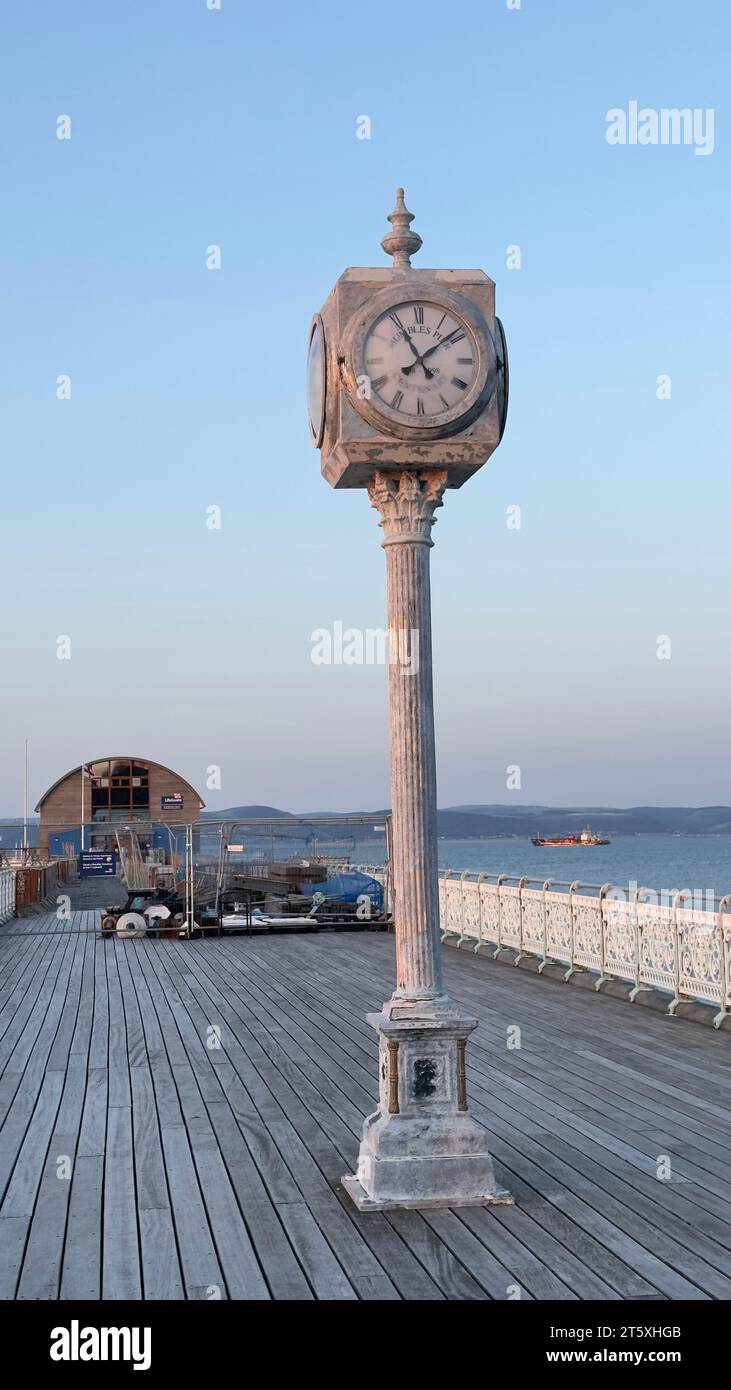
309,191,511,1210
308,189,508,486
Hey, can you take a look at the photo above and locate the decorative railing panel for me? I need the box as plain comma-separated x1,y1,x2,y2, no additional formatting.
545,891,574,965
677,908,723,1005
520,891,545,957
497,885,522,949
603,897,637,982
572,895,603,972
637,901,675,994
480,882,501,941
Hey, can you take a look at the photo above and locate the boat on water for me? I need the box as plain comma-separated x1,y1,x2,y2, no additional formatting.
532,824,610,847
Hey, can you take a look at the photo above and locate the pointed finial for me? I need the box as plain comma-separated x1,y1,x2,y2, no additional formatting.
381,187,422,269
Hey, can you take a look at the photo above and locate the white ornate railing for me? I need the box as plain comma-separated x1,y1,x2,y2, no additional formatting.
356,864,731,1027
0,869,16,925
437,873,731,1026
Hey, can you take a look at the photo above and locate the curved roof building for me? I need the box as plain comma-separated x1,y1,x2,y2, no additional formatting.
36,755,205,854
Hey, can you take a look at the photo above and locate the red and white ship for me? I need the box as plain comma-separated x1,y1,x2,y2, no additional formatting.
531,824,610,847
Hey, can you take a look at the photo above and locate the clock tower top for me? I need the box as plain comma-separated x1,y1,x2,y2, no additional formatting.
308,186,508,488
380,188,422,269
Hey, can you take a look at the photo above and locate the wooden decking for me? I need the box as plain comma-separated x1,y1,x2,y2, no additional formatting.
2,892,731,1301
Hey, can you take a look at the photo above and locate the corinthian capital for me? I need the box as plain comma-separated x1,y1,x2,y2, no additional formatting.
368,470,449,545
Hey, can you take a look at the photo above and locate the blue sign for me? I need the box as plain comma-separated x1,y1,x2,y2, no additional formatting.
79,851,117,877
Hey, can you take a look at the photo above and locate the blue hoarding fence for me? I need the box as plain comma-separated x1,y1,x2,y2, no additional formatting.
79,850,117,878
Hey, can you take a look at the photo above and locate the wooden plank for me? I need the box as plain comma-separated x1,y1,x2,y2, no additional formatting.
103,1105,142,1300
104,943,131,1109
139,1207,185,1301
0,1070,64,1216
129,1067,169,1212
0,934,68,1077
204,1099,313,1300
16,1133,77,1299
0,1216,28,1299
60,1154,103,1300
275,1202,356,1300
87,937,109,1070
159,1124,226,1299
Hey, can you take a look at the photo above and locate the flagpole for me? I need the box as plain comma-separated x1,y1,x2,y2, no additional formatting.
81,765,84,854
23,739,28,857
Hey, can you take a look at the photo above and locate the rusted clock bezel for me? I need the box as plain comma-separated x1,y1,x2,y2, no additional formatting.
341,284,496,441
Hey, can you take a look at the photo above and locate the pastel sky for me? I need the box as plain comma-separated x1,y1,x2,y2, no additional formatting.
1,0,729,815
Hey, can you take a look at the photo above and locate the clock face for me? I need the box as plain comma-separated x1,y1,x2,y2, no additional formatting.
307,316,326,446
494,315,509,442
363,300,478,420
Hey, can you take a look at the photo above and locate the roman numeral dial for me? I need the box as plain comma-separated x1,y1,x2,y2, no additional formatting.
363,300,478,421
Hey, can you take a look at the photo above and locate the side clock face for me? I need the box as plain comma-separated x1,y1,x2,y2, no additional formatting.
307,315,326,446
494,315,509,441
363,301,478,420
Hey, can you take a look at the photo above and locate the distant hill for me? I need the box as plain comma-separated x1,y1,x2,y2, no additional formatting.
201,805,294,821
434,805,731,837
2,806,730,844
199,804,731,838
0,816,41,848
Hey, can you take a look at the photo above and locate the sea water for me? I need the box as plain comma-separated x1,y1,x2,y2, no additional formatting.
353,834,731,902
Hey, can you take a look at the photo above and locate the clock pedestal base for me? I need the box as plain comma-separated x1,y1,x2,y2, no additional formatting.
343,1008,511,1211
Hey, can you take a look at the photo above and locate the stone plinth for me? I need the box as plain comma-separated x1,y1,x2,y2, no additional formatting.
343,1011,511,1211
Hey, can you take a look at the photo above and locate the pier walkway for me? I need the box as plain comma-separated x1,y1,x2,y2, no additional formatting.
1,896,731,1300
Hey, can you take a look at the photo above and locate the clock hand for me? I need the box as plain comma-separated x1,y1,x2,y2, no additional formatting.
395,327,436,377
400,330,421,361
401,357,435,378
419,328,463,362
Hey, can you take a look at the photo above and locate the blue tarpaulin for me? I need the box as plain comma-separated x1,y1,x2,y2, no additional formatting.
300,870,384,912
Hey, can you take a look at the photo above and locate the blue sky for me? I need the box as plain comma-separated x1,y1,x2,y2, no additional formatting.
0,0,729,814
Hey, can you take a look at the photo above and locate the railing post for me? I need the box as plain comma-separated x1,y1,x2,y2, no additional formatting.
629,887,653,1001
565,881,582,981
713,894,731,1029
513,876,529,965
594,883,614,991
537,878,554,974
439,869,453,942
493,874,510,959
473,872,487,953
667,888,693,1016
456,871,471,947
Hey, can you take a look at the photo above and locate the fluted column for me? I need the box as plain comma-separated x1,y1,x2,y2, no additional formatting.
343,467,509,1210
369,470,449,1014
